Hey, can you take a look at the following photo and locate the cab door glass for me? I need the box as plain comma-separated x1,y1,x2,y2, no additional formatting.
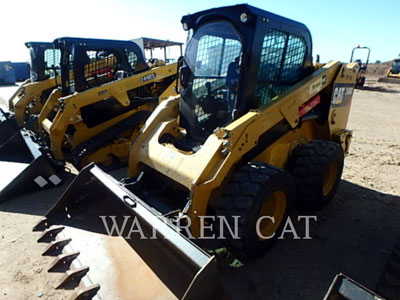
44,49,61,78
256,30,306,106
185,21,242,130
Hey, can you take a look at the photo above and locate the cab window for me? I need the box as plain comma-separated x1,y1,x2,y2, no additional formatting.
256,30,307,106
44,48,61,78
125,49,138,70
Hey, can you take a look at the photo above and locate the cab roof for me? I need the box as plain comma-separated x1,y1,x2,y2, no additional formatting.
53,37,140,50
25,42,54,49
181,4,310,34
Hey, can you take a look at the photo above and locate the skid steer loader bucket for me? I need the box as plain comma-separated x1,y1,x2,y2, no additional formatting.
324,274,385,300
33,164,227,300
378,77,400,84
0,108,19,146
0,129,61,201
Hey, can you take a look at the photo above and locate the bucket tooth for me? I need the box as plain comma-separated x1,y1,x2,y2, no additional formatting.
33,217,50,232
56,266,90,289
48,251,80,273
37,164,228,299
37,226,64,243
42,238,72,256
69,284,100,300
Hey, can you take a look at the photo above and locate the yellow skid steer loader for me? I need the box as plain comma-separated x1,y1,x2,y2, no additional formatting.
378,59,400,84
35,4,358,299
0,37,178,200
0,41,60,145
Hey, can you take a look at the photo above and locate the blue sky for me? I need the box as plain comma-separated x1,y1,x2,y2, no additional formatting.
1,0,398,63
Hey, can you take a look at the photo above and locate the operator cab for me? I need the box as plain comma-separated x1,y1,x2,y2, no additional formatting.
54,37,148,97
178,4,313,144
25,42,61,82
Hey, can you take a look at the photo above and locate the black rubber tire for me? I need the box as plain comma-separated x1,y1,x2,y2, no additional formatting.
210,162,294,258
289,140,344,209
377,239,400,300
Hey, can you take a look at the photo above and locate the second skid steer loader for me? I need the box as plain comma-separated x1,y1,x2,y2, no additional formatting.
37,37,178,167
0,37,178,200
0,41,60,145
34,4,358,300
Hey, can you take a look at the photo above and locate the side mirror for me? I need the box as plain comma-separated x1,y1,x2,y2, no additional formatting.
176,56,189,90
180,66,190,89
316,54,320,63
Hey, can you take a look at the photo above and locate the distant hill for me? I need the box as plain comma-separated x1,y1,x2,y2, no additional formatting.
366,60,394,76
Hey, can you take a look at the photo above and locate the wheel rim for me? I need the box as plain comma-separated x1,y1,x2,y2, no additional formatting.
322,161,338,196
257,191,287,240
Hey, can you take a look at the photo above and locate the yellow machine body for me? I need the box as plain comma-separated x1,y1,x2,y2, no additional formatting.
40,62,177,166
128,61,357,235
9,76,60,126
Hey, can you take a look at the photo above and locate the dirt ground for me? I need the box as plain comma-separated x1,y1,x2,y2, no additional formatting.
0,78,399,300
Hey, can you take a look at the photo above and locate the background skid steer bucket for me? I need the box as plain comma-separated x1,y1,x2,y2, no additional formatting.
33,164,228,300
378,77,400,84
0,108,19,146
323,274,385,300
0,129,61,201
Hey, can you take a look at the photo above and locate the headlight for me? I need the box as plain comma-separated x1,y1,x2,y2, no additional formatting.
182,22,189,31
240,13,248,23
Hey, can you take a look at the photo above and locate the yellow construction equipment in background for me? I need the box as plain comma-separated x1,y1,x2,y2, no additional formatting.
0,42,60,145
0,37,179,200
379,58,400,84
35,4,358,300
387,59,400,78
